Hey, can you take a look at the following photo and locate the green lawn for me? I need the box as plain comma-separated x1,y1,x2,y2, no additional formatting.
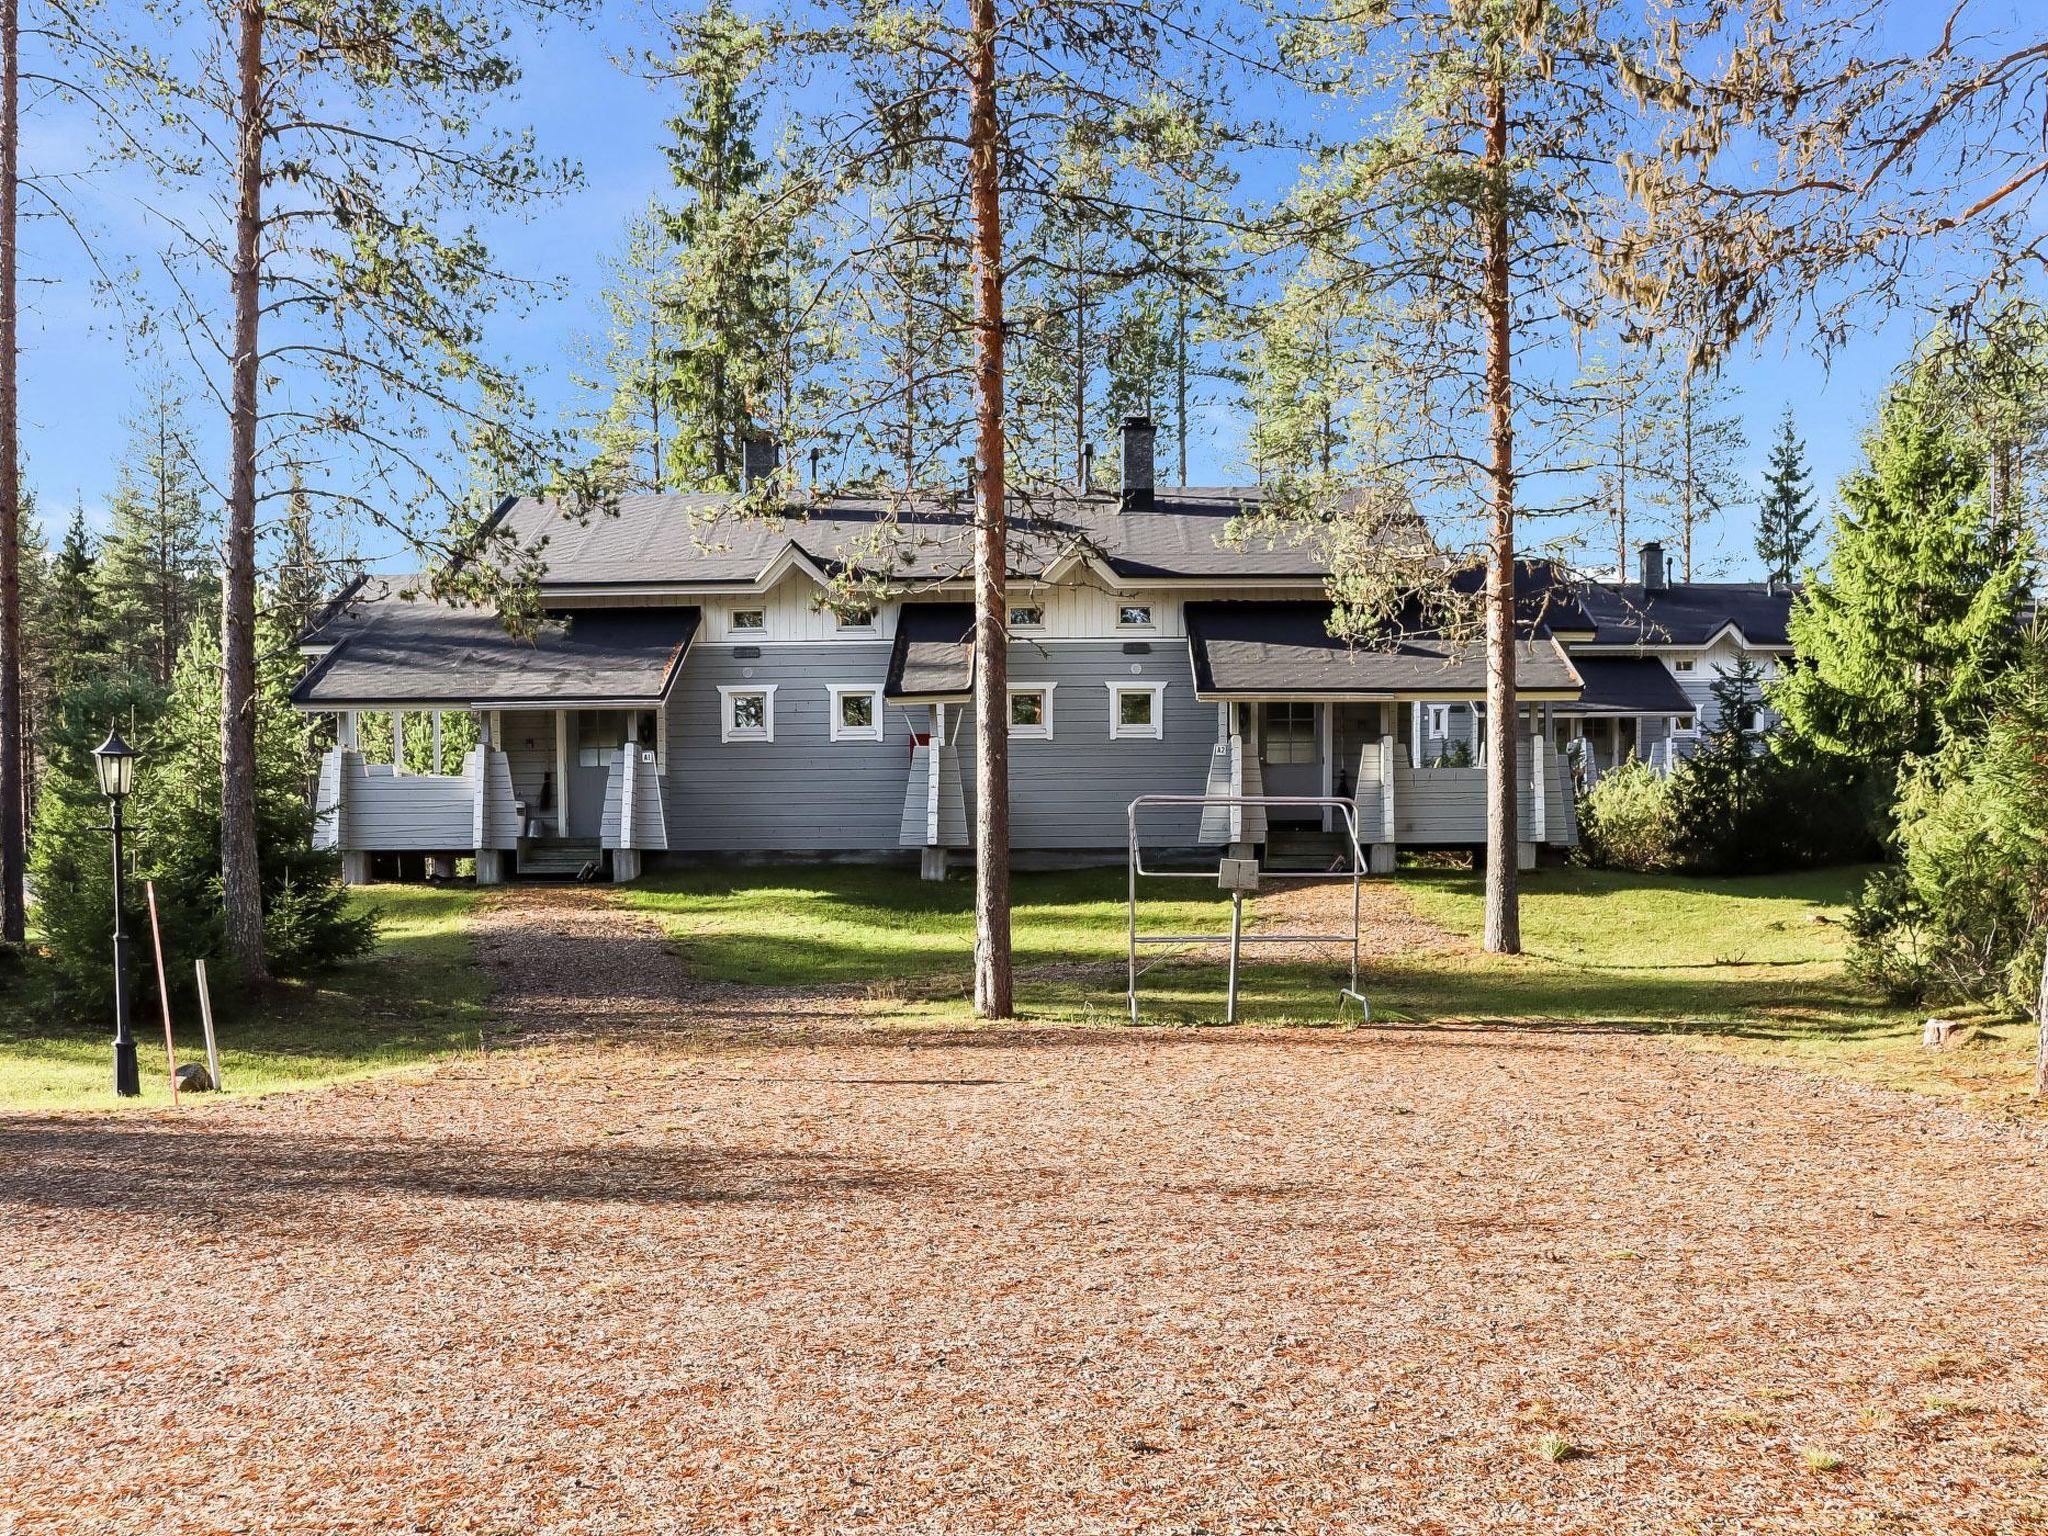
0,884,489,1113
625,862,2042,1110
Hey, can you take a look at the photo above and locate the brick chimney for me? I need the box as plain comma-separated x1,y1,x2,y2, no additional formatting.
1639,540,1667,592
1119,415,1155,512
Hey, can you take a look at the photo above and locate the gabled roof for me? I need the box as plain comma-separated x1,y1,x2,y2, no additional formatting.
1577,582,1795,649
292,584,700,709
1184,601,1583,700
491,487,1336,590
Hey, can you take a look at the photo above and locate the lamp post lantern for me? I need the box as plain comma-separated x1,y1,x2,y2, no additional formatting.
93,727,139,1098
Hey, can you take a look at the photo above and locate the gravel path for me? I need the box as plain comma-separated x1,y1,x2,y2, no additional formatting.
5,885,2047,1534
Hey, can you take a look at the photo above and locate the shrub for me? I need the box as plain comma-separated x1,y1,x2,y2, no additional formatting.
1849,626,2048,1011
1576,757,1677,872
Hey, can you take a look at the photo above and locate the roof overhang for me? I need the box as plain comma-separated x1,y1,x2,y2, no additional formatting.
292,603,702,712
1184,600,1583,704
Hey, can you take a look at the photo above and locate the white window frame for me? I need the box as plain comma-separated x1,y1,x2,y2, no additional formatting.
1107,681,1166,740
1426,703,1451,736
1673,656,1696,673
1009,603,1045,630
1673,713,1699,737
834,603,877,633
1116,602,1156,629
718,684,777,743
828,684,884,743
1008,682,1056,740
729,607,767,635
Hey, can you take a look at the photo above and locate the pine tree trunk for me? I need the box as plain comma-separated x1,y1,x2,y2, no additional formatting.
1480,74,1520,956
0,0,23,945
221,0,268,983
966,0,1012,1019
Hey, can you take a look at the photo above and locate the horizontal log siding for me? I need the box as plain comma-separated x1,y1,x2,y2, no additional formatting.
663,644,907,851
344,762,474,851
955,643,1220,849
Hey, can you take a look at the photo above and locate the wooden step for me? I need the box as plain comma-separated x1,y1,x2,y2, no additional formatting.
516,841,603,879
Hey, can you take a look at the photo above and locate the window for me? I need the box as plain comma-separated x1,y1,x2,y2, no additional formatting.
719,685,777,742
829,685,883,743
1674,714,1698,735
1262,702,1317,764
1117,603,1154,628
1108,682,1165,740
730,608,766,634
576,711,621,768
1009,684,1054,740
1674,657,1696,672
1426,704,1451,737
835,604,876,631
1010,604,1044,629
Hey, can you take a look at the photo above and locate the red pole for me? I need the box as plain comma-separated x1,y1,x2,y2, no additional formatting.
145,880,179,1107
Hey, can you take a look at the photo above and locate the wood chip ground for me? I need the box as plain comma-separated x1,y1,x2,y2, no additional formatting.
4,884,2046,1533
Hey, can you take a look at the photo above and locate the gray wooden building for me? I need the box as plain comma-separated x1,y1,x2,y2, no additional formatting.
292,423,1793,882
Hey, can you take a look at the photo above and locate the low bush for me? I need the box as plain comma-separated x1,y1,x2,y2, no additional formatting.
1575,758,1677,872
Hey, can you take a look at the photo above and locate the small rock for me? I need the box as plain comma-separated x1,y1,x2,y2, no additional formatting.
1922,1018,1959,1049
174,1063,214,1093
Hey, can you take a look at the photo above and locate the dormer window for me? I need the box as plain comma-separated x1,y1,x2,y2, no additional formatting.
1117,603,1154,629
835,604,876,631
1674,658,1695,672
1011,604,1044,630
731,608,766,634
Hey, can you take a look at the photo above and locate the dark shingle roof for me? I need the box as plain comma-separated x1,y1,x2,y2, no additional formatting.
1578,582,1794,648
884,603,976,701
1184,601,1583,698
294,586,699,708
1555,657,1695,715
493,487,1332,588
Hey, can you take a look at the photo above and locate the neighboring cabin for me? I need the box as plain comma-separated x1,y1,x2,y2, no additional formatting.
291,419,1793,883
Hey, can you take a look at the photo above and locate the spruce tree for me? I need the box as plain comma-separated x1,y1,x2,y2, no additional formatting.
1777,378,2029,774
42,506,105,696
660,0,776,490
97,384,214,686
1755,410,1819,584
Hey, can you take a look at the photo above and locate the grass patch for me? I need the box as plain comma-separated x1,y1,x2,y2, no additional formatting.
0,883,488,1112
623,861,2042,1108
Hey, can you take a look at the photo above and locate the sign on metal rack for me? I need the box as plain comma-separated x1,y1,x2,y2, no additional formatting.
1125,795,1372,1026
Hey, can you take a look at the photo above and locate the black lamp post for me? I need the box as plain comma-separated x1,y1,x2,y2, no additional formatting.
93,727,138,1098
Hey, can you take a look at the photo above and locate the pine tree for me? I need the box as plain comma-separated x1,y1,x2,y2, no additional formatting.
98,383,215,686
1755,410,1819,584
1778,377,2029,773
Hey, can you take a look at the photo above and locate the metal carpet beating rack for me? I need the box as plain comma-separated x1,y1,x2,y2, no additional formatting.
1125,795,1372,1026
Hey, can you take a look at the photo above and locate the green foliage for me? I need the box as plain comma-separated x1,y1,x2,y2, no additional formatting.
1581,662,1883,877
1777,375,2030,775
659,0,779,490
1850,629,2048,1008
1755,409,1818,584
1576,757,1678,873
29,610,374,1014
96,382,215,687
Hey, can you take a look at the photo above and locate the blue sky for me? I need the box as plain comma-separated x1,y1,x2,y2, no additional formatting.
7,6,1980,582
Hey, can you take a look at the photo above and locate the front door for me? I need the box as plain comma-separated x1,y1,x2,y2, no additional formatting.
1259,702,1322,825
